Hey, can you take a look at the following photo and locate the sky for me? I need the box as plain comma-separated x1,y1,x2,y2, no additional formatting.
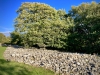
0,0,100,36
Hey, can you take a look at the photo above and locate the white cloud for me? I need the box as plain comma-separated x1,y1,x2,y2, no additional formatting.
0,26,14,36
0,31,11,37
0,26,14,31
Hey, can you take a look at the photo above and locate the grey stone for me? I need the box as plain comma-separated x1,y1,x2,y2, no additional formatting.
77,62,81,65
4,47,100,75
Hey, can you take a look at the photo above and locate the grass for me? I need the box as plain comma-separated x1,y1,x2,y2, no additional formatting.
0,47,6,59
0,46,58,75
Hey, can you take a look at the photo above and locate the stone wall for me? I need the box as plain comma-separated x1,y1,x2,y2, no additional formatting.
4,47,100,75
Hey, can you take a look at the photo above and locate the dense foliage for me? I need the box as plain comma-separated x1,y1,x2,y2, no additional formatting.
67,2,100,54
0,33,6,43
11,2,100,54
0,33,10,44
12,2,74,49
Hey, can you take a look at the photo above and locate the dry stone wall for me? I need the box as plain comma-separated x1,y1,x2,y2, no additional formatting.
4,47,100,75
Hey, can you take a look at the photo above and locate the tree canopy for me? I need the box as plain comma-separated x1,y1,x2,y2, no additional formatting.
0,33,6,43
0,33,10,44
11,1,100,54
12,2,74,49
67,2,100,54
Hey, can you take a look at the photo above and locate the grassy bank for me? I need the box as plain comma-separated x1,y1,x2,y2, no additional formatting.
0,47,6,59
0,46,57,75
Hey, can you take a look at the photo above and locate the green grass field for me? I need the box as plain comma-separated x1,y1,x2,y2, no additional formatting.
0,46,58,75
0,47,6,59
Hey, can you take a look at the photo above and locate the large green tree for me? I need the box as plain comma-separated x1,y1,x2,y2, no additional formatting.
13,2,73,49
67,2,100,54
0,33,7,43
0,33,10,44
